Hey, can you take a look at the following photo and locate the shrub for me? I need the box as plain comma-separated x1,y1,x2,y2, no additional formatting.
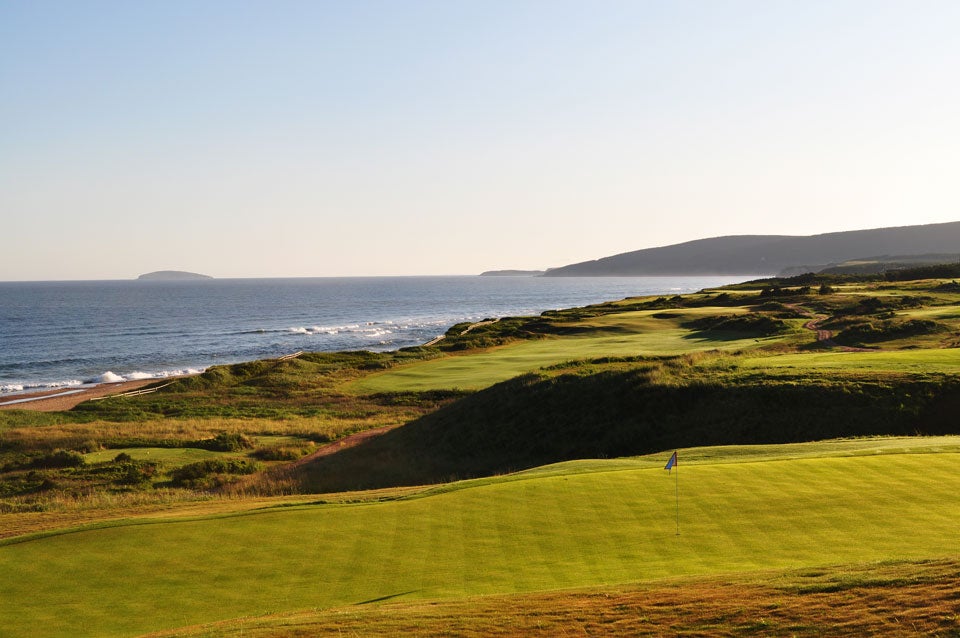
77,439,101,453
169,459,261,488
115,460,158,486
251,444,315,461
686,314,789,336
30,449,85,469
195,432,254,452
835,319,950,345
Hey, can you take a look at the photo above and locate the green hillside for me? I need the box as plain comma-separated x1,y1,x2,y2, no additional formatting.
544,221,960,276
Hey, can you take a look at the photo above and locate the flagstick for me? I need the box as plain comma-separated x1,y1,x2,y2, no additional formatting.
674,457,680,536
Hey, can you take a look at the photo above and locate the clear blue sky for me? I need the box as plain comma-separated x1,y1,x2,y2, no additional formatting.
2,1,960,280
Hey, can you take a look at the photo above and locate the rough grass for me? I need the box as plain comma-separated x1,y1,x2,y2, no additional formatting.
3,447,960,636
147,557,960,637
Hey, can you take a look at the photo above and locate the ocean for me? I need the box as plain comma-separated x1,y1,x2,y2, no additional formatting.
0,275,754,395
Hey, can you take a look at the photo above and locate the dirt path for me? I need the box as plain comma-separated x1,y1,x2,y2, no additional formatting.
787,304,872,352
802,315,838,346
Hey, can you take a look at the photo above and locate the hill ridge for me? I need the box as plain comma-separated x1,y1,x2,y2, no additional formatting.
544,221,960,276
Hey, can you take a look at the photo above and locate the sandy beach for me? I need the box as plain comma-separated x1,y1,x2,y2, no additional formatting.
0,379,161,412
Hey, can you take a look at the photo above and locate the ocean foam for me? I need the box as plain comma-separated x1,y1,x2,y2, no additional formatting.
1,379,85,395
91,368,205,384
287,324,372,336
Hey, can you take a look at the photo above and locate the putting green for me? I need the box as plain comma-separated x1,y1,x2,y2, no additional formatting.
3,445,960,636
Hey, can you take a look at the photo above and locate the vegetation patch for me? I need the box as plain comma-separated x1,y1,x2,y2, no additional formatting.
169,459,261,489
686,313,791,336
834,318,952,346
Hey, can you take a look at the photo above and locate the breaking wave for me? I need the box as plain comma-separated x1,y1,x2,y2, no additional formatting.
2,275,748,396
0,379,83,395
84,368,205,385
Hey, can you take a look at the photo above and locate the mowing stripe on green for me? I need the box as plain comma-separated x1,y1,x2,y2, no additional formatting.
2,453,959,636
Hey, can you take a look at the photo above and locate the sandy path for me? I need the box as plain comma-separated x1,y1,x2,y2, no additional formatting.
788,304,873,352
0,379,158,412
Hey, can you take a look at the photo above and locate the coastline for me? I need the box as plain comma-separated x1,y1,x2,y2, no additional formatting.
1,276,750,411
0,379,163,412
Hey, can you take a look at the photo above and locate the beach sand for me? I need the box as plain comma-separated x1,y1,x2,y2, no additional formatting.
0,379,161,412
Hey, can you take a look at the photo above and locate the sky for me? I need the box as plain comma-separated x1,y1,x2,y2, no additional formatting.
2,1,960,280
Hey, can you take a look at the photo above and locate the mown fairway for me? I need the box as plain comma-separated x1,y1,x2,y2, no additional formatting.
2,441,959,637
739,347,960,374
352,308,780,392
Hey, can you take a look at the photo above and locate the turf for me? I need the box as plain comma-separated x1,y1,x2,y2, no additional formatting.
351,309,780,393
3,442,960,636
739,347,960,374
82,447,232,466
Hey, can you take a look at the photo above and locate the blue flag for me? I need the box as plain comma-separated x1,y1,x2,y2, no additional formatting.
664,451,677,472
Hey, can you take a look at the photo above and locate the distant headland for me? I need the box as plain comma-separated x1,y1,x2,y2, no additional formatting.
495,221,960,277
137,270,213,281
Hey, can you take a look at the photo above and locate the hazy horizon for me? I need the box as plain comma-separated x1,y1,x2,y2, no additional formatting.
4,1,960,281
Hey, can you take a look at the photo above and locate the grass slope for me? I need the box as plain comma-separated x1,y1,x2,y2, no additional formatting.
2,443,960,636
352,308,784,393
292,369,960,492
153,558,960,637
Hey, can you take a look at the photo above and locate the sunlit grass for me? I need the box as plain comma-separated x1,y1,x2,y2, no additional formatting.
82,447,235,466
3,442,960,636
738,347,960,374
151,557,960,637
351,309,787,393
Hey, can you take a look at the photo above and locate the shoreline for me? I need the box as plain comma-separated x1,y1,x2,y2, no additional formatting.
0,379,167,412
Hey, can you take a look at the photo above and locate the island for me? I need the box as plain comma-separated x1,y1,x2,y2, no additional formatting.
137,270,213,281
479,269,546,277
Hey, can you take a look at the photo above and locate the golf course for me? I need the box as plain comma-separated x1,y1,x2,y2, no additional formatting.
3,270,960,636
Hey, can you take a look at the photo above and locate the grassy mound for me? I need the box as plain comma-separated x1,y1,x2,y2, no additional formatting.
294,368,960,492
833,318,952,346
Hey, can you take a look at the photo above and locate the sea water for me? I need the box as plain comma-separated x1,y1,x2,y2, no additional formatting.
0,275,754,394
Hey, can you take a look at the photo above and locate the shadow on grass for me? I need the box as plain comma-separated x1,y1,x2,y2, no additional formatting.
680,329,764,343
286,369,960,494
355,590,420,605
